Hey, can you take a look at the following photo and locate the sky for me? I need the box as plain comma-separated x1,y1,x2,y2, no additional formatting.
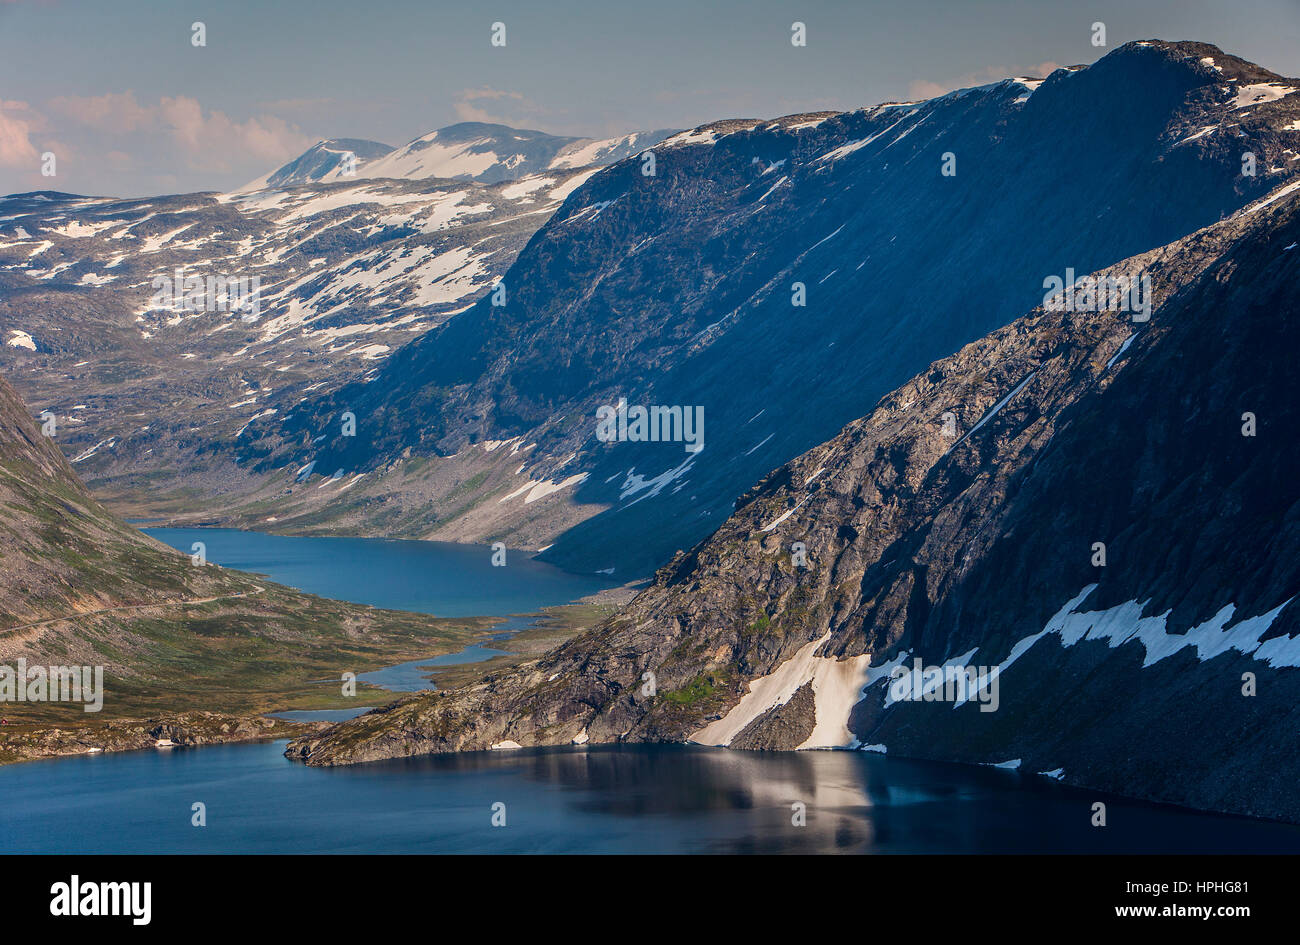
2,0,1298,197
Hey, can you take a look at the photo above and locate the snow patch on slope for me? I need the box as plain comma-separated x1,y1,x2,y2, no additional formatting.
689,635,907,749
499,472,589,504
6,329,36,351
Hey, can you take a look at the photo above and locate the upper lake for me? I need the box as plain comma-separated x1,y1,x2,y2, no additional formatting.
142,526,619,617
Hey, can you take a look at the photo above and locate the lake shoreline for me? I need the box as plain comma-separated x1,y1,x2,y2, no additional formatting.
0,711,326,766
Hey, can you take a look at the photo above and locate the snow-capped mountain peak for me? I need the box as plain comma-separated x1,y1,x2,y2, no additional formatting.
235,138,394,193
252,122,678,189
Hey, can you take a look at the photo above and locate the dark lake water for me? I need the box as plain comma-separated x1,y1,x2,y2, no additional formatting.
6,528,1298,853
5,741,1299,854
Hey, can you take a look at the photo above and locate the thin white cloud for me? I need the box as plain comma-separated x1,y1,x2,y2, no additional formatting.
452,87,548,126
49,91,154,134
0,99,41,168
46,90,312,176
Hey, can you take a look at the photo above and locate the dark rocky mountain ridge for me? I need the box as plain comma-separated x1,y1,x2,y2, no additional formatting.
287,177,1300,823
246,40,1300,578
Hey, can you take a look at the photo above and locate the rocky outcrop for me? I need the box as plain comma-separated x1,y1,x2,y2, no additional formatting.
729,682,817,751
0,712,323,765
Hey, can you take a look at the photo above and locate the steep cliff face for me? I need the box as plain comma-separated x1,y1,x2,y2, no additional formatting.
258,41,1300,576
288,182,1300,821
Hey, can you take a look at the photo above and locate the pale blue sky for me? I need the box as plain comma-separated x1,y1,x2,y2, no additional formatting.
2,0,1298,196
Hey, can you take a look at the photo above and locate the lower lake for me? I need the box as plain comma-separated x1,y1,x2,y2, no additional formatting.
3,528,1297,853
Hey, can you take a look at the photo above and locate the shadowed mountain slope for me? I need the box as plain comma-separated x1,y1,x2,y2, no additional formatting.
256,41,1300,577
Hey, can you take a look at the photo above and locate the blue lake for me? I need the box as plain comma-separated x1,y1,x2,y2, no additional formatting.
142,527,618,617
5,741,1300,854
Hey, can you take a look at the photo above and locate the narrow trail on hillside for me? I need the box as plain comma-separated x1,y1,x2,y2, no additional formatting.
0,586,266,642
